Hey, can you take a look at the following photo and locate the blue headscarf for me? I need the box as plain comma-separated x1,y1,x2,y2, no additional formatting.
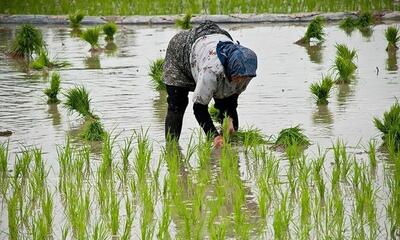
216,41,257,81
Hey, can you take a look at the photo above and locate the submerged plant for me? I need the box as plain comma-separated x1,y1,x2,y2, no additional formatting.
149,58,165,91
10,24,44,61
385,26,400,52
310,75,334,105
64,86,94,119
175,13,192,29
275,125,310,148
81,27,101,51
44,72,61,104
373,100,400,152
295,16,324,44
68,11,85,28
103,22,117,41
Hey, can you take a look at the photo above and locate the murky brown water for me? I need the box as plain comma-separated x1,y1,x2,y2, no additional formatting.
0,22,399,239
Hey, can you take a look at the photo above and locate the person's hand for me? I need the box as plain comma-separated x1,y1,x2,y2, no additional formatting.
213,135,224,148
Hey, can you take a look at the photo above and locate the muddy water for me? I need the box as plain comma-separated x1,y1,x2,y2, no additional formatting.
0,22,399,238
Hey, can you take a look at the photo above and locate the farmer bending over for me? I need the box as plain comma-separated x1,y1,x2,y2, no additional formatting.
163,21,257,147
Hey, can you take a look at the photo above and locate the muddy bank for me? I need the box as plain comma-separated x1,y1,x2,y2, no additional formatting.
1,11,400,25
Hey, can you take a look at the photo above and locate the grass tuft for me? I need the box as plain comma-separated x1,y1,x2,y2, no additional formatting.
385,26,400,52
149,58,166,91
44,72,61,104
275,125,310,148
373,100,400,152
68,11,84,28
103,22,117,41
310,75,334,105
10,24,44,61
175,13,192,29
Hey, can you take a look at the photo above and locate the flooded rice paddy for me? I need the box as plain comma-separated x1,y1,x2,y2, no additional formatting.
0,22,399,239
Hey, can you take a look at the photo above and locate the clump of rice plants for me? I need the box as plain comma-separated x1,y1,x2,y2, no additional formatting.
274,125,310,148
68,11,85,28
385,26,400,52
175,13,192,29
333,44,357,84
44,72,61,104
103,22,117,41
373,100,400,152
310,75,334,105
31,49,70,70
81,119,105,141
357,12,374,28
335,43,357,64
81,27,101,52
339,17,357,32
295,16,324,45
10,24,44,62
149,58,165,91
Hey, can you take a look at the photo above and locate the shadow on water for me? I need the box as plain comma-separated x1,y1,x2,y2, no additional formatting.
358,26,374,40
312,104,334,125
386,50,398,71
105,41,118,56
84,53,101,69
152,91,167,124
305,42,323,64
47,103,61,126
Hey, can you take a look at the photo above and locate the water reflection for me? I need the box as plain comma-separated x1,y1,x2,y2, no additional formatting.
152,91,167,124
337,83,354,108
70,27,82,38
305,42,323,64
386,51,398,71
312,105,333,133
84,53,101,69
47,103,61,126
359,26,373,40
105,41,118,56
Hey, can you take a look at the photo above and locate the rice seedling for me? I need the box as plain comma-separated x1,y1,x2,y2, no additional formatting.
10,24,44,62
357,12,374,28
44,72,61,104
103,22,117,41
274,125,310,149
335,43,357,63
121,197,135,240
133,128,152,185
333,56,356,84
68,11,84,28
175,13,192,30
31,49,70,70
295,16,324,45
149,58,165,91
373,100,400,152
64,85,95,119
91,221,108,240
273,192,292,240
8,192,19,240
0,141,9,178
209,104,220,123
81,27,101,51
339,16,357,33
310,75,334,105
385,26,400,51
368,139,377,169
41,190,53,236
81,119,105,141
110,187,120,237
232,126,269,146
120,134,134,174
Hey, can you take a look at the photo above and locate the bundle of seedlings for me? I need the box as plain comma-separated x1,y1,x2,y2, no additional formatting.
64,86,105,141
208,104,220,123
175,13,192,30
356,12,374,28
274,125,310,149
68,11,85,28
44,72,61,104
149,58,166,91
373,100,400,153
31,49,70,70
310,75,334,105
103,22,118,42
385,26,400,52
231,126,270,146
339,16,357,33
9,24,44,63
81,27,101,52
295,16,324,45
333,44,357,84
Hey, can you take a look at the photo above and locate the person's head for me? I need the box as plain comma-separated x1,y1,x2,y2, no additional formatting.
216,41,257,87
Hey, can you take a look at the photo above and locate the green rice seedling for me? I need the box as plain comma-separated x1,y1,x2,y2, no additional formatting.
156,194,171,240
110,187,120,237
44,72,61,104
274,125,310,149
339,16,357,34
374,100,400,152
32,213,50,240
175,13,192,29
68,11,84,28
0,141,9,178
149,58,166,91
64,85,95,119
385,26,400,51
133,128,152,185
335,43,357,64
333,56,356,84
356,12,374,28
103,22,117,41
331,190,345,239
31,49,70,70
8,192,19,240
42,190,53,235
232,126,269,147
140,184,155,240
92,221,108,240
121,197,134,240
81,27,101,51
310,75,334,105
61,225,68,240
273,192,292,240
81,119,105,141
120,134,134,173
368,139,377,169
295,16,324,45
209,104,220,123
10,24,44,62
